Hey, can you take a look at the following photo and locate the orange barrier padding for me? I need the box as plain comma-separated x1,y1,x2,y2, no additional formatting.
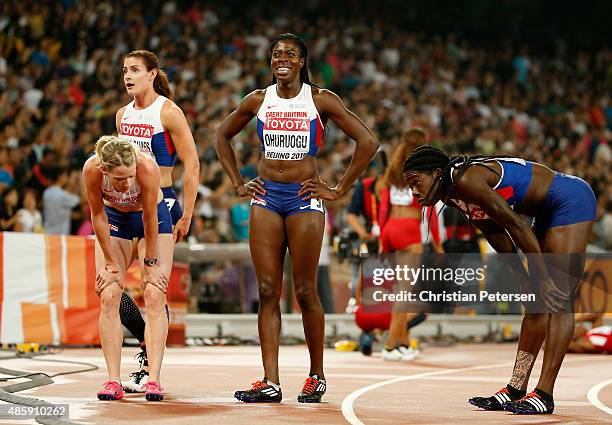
0,233,100,345
0,232,190,346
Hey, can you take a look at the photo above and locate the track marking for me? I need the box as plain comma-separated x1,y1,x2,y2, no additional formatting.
341,361,512,425
342,356,612,424
587,378,612,416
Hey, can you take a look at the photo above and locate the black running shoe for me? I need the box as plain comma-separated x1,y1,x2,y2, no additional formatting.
504,391,554,414
469,386,523,411
297,374,326,403
234,379,282,403
124,350,148,393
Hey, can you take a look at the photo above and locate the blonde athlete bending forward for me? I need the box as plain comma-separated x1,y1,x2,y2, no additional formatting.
83,136,173,401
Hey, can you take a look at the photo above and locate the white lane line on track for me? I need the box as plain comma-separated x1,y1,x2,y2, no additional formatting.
342,356,612,425
341,361,513,425
587,378,612,416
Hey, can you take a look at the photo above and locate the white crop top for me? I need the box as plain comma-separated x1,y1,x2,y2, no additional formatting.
390,185,417,206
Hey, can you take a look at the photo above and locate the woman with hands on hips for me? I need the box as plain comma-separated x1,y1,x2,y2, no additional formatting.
83,135,174,402
214,33,379,404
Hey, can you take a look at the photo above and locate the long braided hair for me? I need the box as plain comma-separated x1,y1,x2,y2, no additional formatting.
403,145,503,231
403,146,461,206
403,145,503,206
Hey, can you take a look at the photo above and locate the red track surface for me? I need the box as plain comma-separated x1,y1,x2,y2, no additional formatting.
1,343,611,424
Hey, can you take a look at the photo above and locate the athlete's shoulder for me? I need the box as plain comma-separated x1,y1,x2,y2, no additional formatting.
311,87,343,110
240,89,266,114
137,151,158,169
246,88,267,102
136,153,160,188
311,86,337,99
82,156,102,181
83,154,99,168
116,105,127,127
160,98,185,118
450,164,493,199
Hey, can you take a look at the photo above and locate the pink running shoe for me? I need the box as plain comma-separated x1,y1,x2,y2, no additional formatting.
144,380,164,401
97,380,124,401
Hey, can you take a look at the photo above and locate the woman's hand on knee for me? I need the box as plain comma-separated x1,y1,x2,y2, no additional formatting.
96,262,122,296
142,264,168,294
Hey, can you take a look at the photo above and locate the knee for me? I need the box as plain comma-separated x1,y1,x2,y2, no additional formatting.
143,285,165,311
258,278,281,304
295,281,319,310
550,312,575,330
99,285,121,314
523,312,549,328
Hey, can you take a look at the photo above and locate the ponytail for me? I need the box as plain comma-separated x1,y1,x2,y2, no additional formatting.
385,128,428,187
153,68,173,100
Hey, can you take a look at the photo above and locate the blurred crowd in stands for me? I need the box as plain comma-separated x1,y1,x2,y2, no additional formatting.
0,0,610,251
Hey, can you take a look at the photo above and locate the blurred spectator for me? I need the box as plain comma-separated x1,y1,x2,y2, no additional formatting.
42,166,80,234
567,313,611,354
0,187,19,231
0,146,14,190
15,189,43,233
593,198,612,251
344,164,385,311
76,202,94,236
0,0,609,249
229,199,250,242
29,148,57,194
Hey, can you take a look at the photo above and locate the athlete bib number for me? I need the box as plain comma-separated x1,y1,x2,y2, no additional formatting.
310,198,324,212
263,114,311,161
165,198,176,212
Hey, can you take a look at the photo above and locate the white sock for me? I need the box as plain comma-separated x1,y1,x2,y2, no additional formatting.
310,374,325,382
265,379,280,390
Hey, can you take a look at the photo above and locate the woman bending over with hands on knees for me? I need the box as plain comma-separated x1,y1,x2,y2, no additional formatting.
403,145,596,415
83,135,174,402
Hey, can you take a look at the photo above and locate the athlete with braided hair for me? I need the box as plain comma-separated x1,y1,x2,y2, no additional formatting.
403,145,596,415
377,129,442,361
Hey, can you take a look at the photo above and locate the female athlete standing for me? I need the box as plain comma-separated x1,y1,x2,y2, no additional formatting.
378,128,441,361
214,33,379,403
116,50,200,392
403,145,596,414
83,136,173,401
